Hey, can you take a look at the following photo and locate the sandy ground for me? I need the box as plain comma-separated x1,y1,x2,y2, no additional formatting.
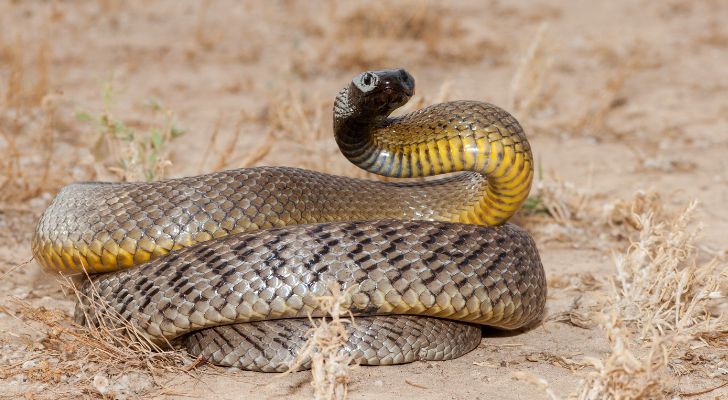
1,1,727,399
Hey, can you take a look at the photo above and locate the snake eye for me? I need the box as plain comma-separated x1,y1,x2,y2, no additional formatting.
353,72,377,93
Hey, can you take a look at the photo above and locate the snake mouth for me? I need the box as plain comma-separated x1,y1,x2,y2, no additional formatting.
380,79,414,98
376,69,415,97
378,87,411,111
365,70,415,114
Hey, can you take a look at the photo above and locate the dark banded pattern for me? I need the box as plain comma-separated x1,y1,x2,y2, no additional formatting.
76,221,545,370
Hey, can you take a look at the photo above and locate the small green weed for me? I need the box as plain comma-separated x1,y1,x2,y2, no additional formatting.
523,158,551,216
522,195,551,215
75,83,186,182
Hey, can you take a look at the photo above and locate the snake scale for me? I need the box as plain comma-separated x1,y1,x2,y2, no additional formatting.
32,69,546,372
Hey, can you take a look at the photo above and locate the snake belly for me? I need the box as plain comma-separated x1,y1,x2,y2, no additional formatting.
33,69,546,371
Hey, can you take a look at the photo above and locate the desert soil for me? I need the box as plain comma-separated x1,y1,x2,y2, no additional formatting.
1,1,727,399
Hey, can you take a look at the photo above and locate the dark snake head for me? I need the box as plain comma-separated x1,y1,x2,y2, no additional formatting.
347,69,415,119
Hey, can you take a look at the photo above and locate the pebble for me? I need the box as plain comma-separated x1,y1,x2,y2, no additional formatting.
93,373,110,395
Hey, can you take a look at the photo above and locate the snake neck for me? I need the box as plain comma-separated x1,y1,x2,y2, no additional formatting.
334,87,533,226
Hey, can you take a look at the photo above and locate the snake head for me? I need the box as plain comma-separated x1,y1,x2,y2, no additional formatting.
349,68,415,118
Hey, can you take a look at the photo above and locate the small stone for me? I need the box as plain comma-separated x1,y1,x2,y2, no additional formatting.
93,373,110,395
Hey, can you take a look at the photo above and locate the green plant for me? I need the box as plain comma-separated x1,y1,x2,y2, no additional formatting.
75,83,186,182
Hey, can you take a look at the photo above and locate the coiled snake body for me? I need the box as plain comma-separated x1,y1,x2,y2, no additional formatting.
32,69,546,371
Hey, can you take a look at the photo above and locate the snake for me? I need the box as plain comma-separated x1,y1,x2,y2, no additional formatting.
32,68,546,372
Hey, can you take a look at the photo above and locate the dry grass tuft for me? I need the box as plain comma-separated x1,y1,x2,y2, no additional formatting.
0,275,193,399
516,329,674,400
266,88,329,143
517,173,603,246
605,191,668,235
520,184,704,254
578,199,727,397
574,316,676,400
523,175,594,226
198,112,254,172
521,194,727,399
289,282,354,400
610,201,726,341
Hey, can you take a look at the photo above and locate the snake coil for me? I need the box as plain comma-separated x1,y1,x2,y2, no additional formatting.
33,69,545,371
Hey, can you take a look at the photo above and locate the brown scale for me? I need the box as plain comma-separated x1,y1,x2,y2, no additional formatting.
76,220,545,370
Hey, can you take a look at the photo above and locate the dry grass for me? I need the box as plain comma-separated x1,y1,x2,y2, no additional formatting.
266,88,329,143
610,201,726,343
522,174,594,226
520,194,728,399
573,199,727,398
288,282,354,400
196,110,263,173
0,275,193,399
259,87,347,174
574,318,675,400
519,182,707,255
517,172,605,248
0,22,184,204
0,27,60,204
